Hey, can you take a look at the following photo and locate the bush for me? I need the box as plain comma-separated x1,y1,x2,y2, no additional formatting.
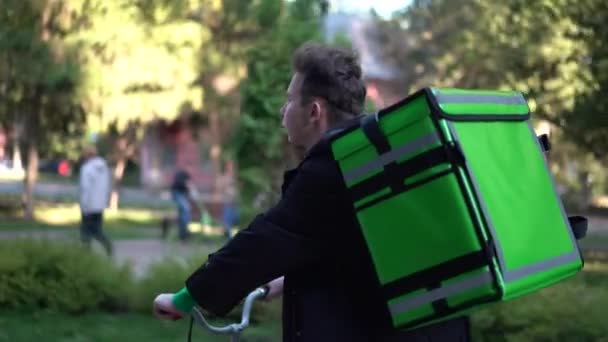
472,273,608,341
132,252,274,323
0,239,272,322
4,240,607,340
0,239,133,313
131,255,201,313
0,194,22,216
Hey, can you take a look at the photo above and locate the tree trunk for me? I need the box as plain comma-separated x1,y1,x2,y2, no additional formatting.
22,90,41,220
10,119,24,171
22,88,42,220
23,143,38,220
22,2,52,220
0,131,5,162
109,157,127,210
579,170,592,212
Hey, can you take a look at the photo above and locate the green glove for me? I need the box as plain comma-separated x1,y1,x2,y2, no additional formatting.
172,287,196,313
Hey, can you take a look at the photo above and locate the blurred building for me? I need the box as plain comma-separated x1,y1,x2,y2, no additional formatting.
323,11,405,109
137,12,404,193
139,116,214,192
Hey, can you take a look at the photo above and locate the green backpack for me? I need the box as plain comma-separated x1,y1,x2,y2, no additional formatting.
328,87,587,329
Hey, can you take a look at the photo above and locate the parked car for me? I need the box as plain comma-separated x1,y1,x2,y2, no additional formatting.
38,158,72,177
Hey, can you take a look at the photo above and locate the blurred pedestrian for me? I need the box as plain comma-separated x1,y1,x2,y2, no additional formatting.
78,145,113,256
218,160,239,238
171,169,194,242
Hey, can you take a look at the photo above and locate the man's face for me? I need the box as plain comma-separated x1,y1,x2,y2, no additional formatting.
280,73,315,150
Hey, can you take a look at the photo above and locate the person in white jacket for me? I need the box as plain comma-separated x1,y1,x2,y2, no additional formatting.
78,145,113,256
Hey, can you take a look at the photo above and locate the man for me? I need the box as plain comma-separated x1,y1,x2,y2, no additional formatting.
79,145,113,256
154,42,470,341
218,160,239,238
170,169,193,242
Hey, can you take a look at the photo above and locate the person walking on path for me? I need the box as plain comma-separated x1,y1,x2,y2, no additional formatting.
78,145,113,256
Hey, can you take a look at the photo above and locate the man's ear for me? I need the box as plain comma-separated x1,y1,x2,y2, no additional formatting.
309,99,323,123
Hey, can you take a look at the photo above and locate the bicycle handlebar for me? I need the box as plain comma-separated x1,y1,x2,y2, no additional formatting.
189,287,268,340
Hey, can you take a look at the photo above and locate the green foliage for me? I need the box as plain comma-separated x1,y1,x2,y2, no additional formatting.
131,255,203,312
1,240,607,340
132,251,273,322
233,0,325,215
372,0,608,155
74,0,203,131
472,271,608,341
0,239,133,313
369,0,608,203
0,0,88,159
562,0,608,162
0,309,282,342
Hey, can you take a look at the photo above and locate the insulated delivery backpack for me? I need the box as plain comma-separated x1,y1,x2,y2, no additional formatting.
328,87,587,329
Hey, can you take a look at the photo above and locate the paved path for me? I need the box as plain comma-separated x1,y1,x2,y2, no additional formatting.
589,216,608,235
112,239,214,277
0,229,69,240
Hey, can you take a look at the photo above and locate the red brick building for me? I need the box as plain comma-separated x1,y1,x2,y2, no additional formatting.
139,116,214,192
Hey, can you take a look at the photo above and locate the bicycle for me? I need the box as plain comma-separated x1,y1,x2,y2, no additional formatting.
187,287,269,342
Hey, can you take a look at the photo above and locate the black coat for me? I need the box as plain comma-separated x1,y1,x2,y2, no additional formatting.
186,124,471,342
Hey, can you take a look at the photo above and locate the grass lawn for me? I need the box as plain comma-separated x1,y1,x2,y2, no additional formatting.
472,261,608,341
0,196,233,241
0,219,162,239
0,201,171,240
579,234,608,252
0,309,282,342
579,213,608,252
0,217,232,242
1,171,142,188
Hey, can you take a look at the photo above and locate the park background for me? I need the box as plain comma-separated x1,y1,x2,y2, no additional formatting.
1,0,607,341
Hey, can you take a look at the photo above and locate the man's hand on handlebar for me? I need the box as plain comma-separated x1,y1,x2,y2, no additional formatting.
153,293,186,321
264,276,284,301
153,278,281,324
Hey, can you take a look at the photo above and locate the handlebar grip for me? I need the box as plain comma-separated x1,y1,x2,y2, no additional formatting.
190,287,269,336
260,284,270,299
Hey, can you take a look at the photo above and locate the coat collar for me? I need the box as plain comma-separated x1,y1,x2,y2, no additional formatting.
302,114,364,162
281,114,364,194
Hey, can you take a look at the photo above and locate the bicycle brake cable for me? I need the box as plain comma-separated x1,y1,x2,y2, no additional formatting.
188,316,194,342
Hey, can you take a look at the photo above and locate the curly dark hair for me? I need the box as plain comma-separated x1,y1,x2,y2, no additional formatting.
292,42,367,124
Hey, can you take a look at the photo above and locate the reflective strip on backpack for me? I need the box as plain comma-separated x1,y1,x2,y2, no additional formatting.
389,271,493,316
434,91,527,106
503,251,580,283
344,132,441,184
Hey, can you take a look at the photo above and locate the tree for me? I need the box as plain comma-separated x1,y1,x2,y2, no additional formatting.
0,0,87,219
367,0,608,206
82,0,295,207
371,0,607,158
141,0,294,199
561,0,608,162
72,0,204,208
233,0,327,215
